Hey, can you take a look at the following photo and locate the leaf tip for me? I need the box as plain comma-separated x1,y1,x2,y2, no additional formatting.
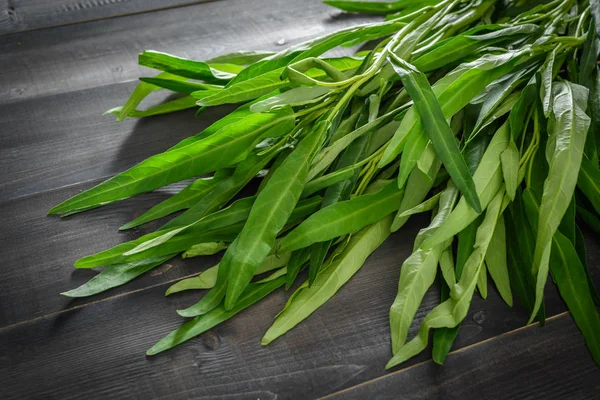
176,308,194,318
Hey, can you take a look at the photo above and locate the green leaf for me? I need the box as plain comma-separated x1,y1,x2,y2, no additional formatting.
262,214,393,345
539,49,556,118
387,187,506,368
285,248,311,289
578,157,600,215
109,72,183,121
500,139,520,201
309,105,406,180
380,52,520,173
391,143,440,231
139,50,239,83
470,66,535,139
223,122,327,309
250,86,332,113
397,191,442,219
485,213,513,306
166,266,219,295
432,211,483,364
323,0,435,15
105,96,198,120
119,175,223,230
139,77,221,94
278,180,404,254
530,81,590,323
49,106,295,215
524,191,600,365
477,262,488,299
389,183,458,353
147,276,286,356
206,50,275,65
166,253,291,296
389,55,481,213
196,57,362,106
505,190,540,318
160,151,276,230
432,281,454,365
421,122,509,250
229,19,403,86
413,24,538,73
61,256,173,297
182,242,228,258
509,77,537,140
579,20,600,90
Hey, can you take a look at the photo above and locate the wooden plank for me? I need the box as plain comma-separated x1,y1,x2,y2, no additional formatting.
0,81,234,202
0,0,214,35
323,313,600,400
1,234,596,399
0,0,377,105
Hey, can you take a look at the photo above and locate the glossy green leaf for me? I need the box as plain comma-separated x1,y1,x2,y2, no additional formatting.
250,86,332,113
49,106,295,215
206,50,275,65
183,242,228,258
166,253,291,296
148,276,286,356
397,191,442,219
485,213,513,306
432,212,482,364
262,215,393,345
119,175,223,230
223,122,327,309
389,184,458,353
500,139,520,201
62,256,174,297
421,122,509,249
309,105,406,180
285,248,311,289
380,52,520,172
138,77,221,94
389,55,481,212
105,96,198,120
477,262,488,299
160,150,276,230
413,24,538,73
139,50,239,83
392,143,440,231
539,49,556,117
323,0,435,15
524,191,600,364
387,187,506,368
278,180,404,254
530,81,590,323
196,57,362,106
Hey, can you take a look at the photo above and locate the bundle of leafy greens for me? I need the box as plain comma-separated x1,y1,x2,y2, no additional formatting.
49,0,600,368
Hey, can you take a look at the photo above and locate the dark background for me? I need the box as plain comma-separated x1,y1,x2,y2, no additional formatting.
1,0,599,398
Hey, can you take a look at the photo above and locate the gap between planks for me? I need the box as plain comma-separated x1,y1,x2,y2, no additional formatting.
318,311,572,400
0,270,200,332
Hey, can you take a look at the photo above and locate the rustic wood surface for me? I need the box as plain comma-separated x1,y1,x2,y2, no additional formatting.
0,0,599,399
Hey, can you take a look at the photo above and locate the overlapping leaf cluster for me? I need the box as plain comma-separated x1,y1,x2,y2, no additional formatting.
50,0,600,367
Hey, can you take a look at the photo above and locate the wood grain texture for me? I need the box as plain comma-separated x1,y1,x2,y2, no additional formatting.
1,229,595,400
1,0,599,398
0,0,376,105
323,313,600,400
0,82,233,202
0,0,214,35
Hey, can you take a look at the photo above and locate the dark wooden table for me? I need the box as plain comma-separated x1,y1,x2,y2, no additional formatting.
1,1,599,398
